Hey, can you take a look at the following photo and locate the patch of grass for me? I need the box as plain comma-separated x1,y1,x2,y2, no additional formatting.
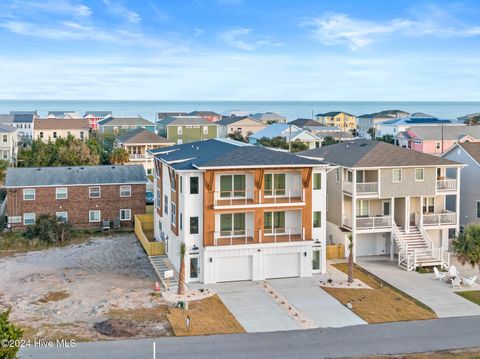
456,291,480,306
167,295,244,336
322,263,436,323
38,290,70,303
415,265,447,274
106,306,170,323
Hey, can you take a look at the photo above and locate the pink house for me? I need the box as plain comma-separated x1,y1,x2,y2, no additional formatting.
396,125,480,156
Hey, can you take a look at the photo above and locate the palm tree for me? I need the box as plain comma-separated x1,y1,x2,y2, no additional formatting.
177,243,186,295
347,234,354,283
453,224,480,273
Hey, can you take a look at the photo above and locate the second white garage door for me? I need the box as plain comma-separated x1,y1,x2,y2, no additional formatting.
264,253,300,279
215,256,252,282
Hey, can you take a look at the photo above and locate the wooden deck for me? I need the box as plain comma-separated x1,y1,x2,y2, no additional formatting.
213,234,304,246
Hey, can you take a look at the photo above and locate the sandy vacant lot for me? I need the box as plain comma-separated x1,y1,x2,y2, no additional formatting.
0,234,172,340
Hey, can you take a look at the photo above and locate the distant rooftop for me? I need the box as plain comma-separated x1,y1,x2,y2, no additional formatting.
157,116,217,126
299,140,459,168
316,111,355,117
188,111,221,117
98,116,154,127
288,118,325,128
116,128,174,145
250,112,287,123
34,118,89,130
398,125,480,141
84,111,112,117
5,165,147,187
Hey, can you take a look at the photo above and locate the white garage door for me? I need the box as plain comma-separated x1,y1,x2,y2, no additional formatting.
356,237,386,256
215,256,252,282
264,253,300,279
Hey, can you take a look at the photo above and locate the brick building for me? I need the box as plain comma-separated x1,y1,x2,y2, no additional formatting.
5,165,147,229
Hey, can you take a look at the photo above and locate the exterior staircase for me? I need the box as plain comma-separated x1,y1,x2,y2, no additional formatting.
393,221,450,271
149,255,179,293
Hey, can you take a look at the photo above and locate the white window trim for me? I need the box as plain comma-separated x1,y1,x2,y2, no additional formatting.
171,202,176,227
56,187,68,199
120,185,131,197
89,186,101,198
23,189,35,201
56,211,68,222
120,209,131,221
392,169,402,183
177,126,183,135
23,213,36,225
415,168,424,182
89,210,101,223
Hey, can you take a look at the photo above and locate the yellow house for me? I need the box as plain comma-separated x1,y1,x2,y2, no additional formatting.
315,111,357,132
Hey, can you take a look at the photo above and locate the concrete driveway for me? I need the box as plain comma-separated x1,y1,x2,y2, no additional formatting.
358,258,480,318
268,277,367,328
208,281,300,332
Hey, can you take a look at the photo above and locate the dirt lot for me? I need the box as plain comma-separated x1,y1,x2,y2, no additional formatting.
0,234,173,341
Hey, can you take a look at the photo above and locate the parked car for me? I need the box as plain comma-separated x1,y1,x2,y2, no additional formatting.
146,191,154,204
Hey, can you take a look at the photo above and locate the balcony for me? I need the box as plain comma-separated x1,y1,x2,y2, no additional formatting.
342,215,392,231
422,210,457,226
129,153,149,160
212,227,305,246
213,188,305,208
436,178,457,192
343,182,379,196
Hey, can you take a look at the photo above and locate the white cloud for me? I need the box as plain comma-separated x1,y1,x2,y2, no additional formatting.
220,28,281,51
101,0,141,24
303,10,480,50
2,0,92,18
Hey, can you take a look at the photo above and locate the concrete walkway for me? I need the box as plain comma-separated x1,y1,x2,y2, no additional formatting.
268,276,367,328
358,257,480,318
208,281,300,332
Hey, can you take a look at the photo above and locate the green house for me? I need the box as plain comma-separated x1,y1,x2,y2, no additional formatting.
157,116,220,144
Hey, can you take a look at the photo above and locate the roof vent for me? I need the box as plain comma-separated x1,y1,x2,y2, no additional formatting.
111,166,116,169
80,167,84,169
36,168,41,171
67,167,72,170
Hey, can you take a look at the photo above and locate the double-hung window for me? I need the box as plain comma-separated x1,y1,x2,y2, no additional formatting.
190,177,199,194
23,189,35,200
23,213,35,225
313,211,322,228
120,209,131,221
415,168,424,182
56,187,68,199
89,186,101,198
120,185,131,197
220,174,246,198
203,126,208,135
190,217,199,234
357,200,370,217
89,210,101,222
220,213,246,237
313,173,322,190
392,169,402,183
423,197,434,214
56,212,68,222
264,173,286,196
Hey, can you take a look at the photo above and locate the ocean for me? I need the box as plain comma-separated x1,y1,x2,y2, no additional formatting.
1,100,479,122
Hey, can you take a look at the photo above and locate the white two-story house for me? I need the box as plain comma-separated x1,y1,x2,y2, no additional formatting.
149,138,329,284
300,140,463,271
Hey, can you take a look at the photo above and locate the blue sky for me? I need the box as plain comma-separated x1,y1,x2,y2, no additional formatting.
1,0,480,100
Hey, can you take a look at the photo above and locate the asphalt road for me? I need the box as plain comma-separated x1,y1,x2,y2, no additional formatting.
19,316,480,359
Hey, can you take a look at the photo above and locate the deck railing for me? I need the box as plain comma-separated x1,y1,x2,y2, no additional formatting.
436,178,457,191
422,211,456,226
343,182,378,194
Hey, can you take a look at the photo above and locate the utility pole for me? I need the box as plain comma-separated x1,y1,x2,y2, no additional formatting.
441,122,444,154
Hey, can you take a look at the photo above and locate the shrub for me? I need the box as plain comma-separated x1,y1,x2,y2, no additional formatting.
0,309,23,359
25,214,74,244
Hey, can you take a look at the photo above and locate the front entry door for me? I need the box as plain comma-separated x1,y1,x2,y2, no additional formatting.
312,249,321,273
189,257,199,281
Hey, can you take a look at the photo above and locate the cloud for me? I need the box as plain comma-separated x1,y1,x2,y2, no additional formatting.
1,0,92,18
101,0,141,24
303,9,480,50
220,28,281,51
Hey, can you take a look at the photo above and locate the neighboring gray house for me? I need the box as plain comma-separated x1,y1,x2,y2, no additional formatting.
97,116,156,134
250,112,287,124
442,142,480,227
0,124,19,163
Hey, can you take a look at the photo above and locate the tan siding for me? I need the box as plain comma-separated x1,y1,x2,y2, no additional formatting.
379,167,436,197
326,169,343,226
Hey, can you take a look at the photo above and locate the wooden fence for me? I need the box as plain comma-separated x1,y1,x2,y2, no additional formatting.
326,244,345,259
134,214,164,256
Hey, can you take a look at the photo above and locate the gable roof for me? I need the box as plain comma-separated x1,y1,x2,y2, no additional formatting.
458,113,480,122
299,140,460,168
249,123,302,139
149,138,324,170
98,116,154,127
316,111,354,117
5,165,147,187
12,114,34,123
157,112,188,120
358,110,410,119
250,112,287,123
216,116,262,126
9,111,37,115
400,125,480,141
0,114,14,124
116,128,174,145
84,111,112,117
188,111,221,117
157,116,216,126
380,117,454,126
0,123,17,133
457,142,480,164
288,118,325,128
34,118,90,130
